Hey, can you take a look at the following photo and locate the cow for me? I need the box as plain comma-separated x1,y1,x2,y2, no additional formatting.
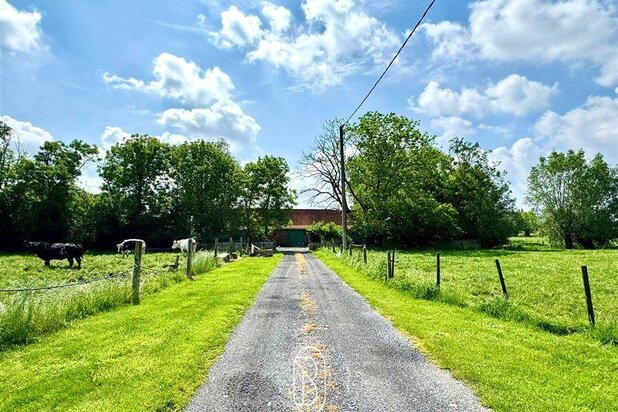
26,242,84,268
172,238,197,255
116,239,146,257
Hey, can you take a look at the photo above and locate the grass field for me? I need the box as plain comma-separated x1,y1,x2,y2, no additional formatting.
332,238,617,343
0,254,281,411
0,251,219,348
316,250,618,412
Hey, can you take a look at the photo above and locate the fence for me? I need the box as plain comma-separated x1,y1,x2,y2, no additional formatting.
333,246,603,329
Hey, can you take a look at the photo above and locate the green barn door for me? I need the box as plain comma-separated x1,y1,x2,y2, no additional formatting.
287,229,306,246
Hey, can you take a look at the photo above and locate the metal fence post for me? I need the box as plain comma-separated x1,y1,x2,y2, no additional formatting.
495,259,508,298
186,238,194,279
581,266,595,326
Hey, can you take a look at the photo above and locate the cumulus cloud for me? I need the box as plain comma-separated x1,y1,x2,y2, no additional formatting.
489,137,542,207
157,101,260,152
535,95,618,163
0,0,42,53
209,0,400,89
488,94,618,207
430,116,474,147
103,52,260,154
0,115,53,154
209,5,263,48
410,74,556,117
103,53,234,105
423,0,618,87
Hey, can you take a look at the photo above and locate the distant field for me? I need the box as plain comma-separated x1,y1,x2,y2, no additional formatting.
335,237,617,341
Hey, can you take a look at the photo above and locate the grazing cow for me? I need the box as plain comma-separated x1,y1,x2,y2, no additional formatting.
116,239,146,257
26,242,84,268
172,238,197,255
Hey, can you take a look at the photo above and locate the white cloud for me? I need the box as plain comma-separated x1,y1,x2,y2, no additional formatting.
423,0,618,87
261,2,292,33
103,53,234,105
489,137,542,208
210,0,400,89
0,115,53,154
535,95,618,163
100,126,131,150
430,116,474,147
410,74,555,117
210,5,263,48
157,100,261,152
0,0,42,53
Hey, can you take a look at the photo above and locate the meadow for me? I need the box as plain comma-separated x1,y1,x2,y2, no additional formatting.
0,250,219,348
330,237,617,344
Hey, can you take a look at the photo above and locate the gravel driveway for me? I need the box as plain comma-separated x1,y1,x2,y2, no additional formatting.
185,251,489,411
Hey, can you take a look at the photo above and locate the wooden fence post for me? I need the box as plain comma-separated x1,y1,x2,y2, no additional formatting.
363,245,367,264
214,237,218,257
386,251,391,280
391,250,395,278
340,243,343,254
240,237,243,254
186,238,194,279
229,236,233,253
436,253,441,288
495,259,508,298
581,266,595,326
132,241,142,305
348,244,352,257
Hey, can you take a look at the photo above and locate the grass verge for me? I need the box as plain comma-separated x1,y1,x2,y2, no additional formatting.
315,250,618,412
0,254,281,411
0,252,220,349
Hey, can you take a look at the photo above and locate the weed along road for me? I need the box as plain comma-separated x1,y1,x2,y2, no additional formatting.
186,251,489,412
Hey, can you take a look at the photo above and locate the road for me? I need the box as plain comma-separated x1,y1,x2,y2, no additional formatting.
186,251,489,411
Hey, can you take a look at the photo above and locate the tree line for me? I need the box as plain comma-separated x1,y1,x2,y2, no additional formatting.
0,122,295,250
300,112,617,248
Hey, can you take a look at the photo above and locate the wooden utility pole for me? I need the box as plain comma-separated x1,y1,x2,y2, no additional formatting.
340,124,348,251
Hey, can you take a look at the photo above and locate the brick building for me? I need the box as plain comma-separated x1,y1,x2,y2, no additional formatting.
274,209,341,246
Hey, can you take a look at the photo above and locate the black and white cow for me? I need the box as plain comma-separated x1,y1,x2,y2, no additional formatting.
116,239,146,257
26,242,84,268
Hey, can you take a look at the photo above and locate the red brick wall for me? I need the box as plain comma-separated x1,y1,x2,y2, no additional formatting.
287,209,341,227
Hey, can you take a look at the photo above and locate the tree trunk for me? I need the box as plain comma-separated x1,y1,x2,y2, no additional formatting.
564,233,574,249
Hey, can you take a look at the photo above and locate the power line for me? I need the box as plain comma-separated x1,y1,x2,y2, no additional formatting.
344,0,437,125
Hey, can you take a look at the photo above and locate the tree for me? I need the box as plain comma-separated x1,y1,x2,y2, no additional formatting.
298,118,348,209
8,140,98,243
445,138,515,246
527,150,618,248
170,140,242,240
99,135,172,245
240,156,296,241
347,112,459,245
306,221,342,243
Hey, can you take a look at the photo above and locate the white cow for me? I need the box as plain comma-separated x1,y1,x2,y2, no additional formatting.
116,239,146,257
172,238,197,255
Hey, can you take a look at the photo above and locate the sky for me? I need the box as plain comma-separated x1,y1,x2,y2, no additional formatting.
1,0,617,208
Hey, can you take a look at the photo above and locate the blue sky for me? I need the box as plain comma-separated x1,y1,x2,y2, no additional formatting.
1,0,617,207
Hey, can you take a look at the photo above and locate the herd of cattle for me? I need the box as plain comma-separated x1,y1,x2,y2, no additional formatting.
25,238,198,268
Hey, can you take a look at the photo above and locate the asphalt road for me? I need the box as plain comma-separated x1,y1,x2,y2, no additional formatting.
185,251,489,412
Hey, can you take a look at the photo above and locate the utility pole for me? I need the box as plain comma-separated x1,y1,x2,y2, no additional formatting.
340,124,348,251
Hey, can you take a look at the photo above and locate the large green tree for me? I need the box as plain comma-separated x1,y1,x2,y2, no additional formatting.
99,135,172,245
347,112,459,245
240,156,296,241
527,150,618,248
170,140,242,240
445,138,515,246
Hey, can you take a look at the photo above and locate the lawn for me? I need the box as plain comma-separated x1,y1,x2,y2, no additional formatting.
0,254,281,411
316,250,618,412
335,239,617,342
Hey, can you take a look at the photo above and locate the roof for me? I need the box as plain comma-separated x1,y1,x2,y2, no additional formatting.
285,209,341,228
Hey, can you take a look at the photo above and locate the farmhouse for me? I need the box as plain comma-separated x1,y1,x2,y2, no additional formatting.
274,209,341,246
